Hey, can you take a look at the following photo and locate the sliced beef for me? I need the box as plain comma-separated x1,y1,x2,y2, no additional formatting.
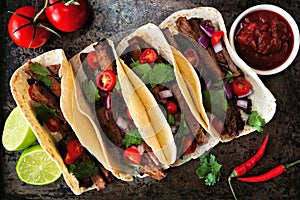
161,28,180,50
139,153,166,181
47,64,60,77
94,39,115,72
91,174,106,190
171,84,207,145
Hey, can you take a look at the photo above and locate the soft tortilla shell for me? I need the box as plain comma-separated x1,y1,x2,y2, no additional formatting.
159,7,277,142
10,49,94,195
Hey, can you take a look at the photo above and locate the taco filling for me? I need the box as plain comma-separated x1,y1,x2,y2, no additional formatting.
119,36,208,158
77,39,166,180
162,17,265,140
24,60,114,190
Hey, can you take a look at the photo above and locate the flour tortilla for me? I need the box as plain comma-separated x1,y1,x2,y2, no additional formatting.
10,49,99,195
116,23,219,167
159,7,277,142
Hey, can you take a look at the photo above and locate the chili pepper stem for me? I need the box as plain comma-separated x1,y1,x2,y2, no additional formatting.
228,177,238,200
284,160,300,169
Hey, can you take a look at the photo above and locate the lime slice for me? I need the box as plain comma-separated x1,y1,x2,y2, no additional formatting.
16,145,61,185
2,107,36,151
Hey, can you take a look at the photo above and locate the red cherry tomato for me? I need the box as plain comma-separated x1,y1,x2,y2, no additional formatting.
95,70,116,91
166,101,178,115
232,78,252,96
139,48,157,64
45,0,89,32
64,140,83,164
211,31,224,46
45,117,60,132
8,6,50,48
126,109,133,120
182,135,197,154
123,147,141,166
87,51,100,70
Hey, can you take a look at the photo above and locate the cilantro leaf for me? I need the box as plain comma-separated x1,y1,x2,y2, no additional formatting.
196,154,222,186
132,63,152,83
247,111,266,132
203,89,227,117
176,115,190,138
29,62,53,86
34,104,58,125
122,130,143,148
82,80,101,103
129,58,141,68
148,63,175,87
69,160,99,180
114,75,121,91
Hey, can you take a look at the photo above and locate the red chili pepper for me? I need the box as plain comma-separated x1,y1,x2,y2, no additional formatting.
228,134,269,200
64,139,84,165
95,70,116,92
229,134,269,178
87,51,100,70
139,48,157,64
237,159,300,182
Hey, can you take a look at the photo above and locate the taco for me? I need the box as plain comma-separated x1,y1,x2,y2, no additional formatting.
116,23,219,166
159,7,276,142
69,38,169,180
10,49,115,195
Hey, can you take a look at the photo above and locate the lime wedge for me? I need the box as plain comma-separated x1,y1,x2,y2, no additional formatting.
2,107,36,151
16,145,61,185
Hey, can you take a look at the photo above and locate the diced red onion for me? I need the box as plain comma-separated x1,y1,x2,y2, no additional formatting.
105,94,111,109
213,41,223,53
116,116,129,131
237,99,248,109
238,89,254,98
137,144,145,155
199,22,215,37
158,90,173,99
223,82,233,99
198,34,210,49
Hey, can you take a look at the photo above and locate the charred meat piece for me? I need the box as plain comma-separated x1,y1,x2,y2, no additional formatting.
171,84,207,145
176,17,198,41
161,28,180,50
94,39,116,72
47,64,61,77
91,174,106,190
24,61,61,98
139,153,166,181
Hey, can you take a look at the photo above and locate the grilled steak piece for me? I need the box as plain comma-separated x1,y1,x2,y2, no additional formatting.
139,153,166,181
91,174,106,190
47,64,60,77
24,61,61,98
171,84,207,145
161,28,180,50
94,39,115,72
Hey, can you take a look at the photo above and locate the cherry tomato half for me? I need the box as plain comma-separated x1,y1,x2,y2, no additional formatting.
231,78,252,96
182,135,197,154
139,48,157,64
166,101,178,115
123,147,141,166
45,0,89,32
126,109,133,120
95,70,116,91
64,140,83,165
8,6,50,48
211,31,224,46
87,51,100,70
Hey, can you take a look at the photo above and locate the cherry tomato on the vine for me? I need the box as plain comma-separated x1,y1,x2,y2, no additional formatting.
45,0,89,32
95,70,116,92
8,6,51,48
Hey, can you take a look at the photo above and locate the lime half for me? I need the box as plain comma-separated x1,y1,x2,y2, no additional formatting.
16,145,61,185
2,107,36,151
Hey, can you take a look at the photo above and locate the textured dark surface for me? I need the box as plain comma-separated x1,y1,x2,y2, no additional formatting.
1,0,300,199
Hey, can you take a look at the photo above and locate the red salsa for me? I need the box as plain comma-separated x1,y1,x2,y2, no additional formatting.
234,10,294,71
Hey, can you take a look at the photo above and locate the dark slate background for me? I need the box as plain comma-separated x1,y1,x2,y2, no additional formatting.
1,0,299,199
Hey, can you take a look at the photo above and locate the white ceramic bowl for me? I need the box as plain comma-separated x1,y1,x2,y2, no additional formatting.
229,4,299,75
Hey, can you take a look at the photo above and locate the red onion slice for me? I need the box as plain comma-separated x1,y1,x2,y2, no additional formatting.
116,116,129,131
137,144,145,155
237,99,248,109
105,94,111,109
224,82,233,99
198,34,210,49
238,89,254,98
213,41,223,53
199,22,215,37
158,90,173,99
